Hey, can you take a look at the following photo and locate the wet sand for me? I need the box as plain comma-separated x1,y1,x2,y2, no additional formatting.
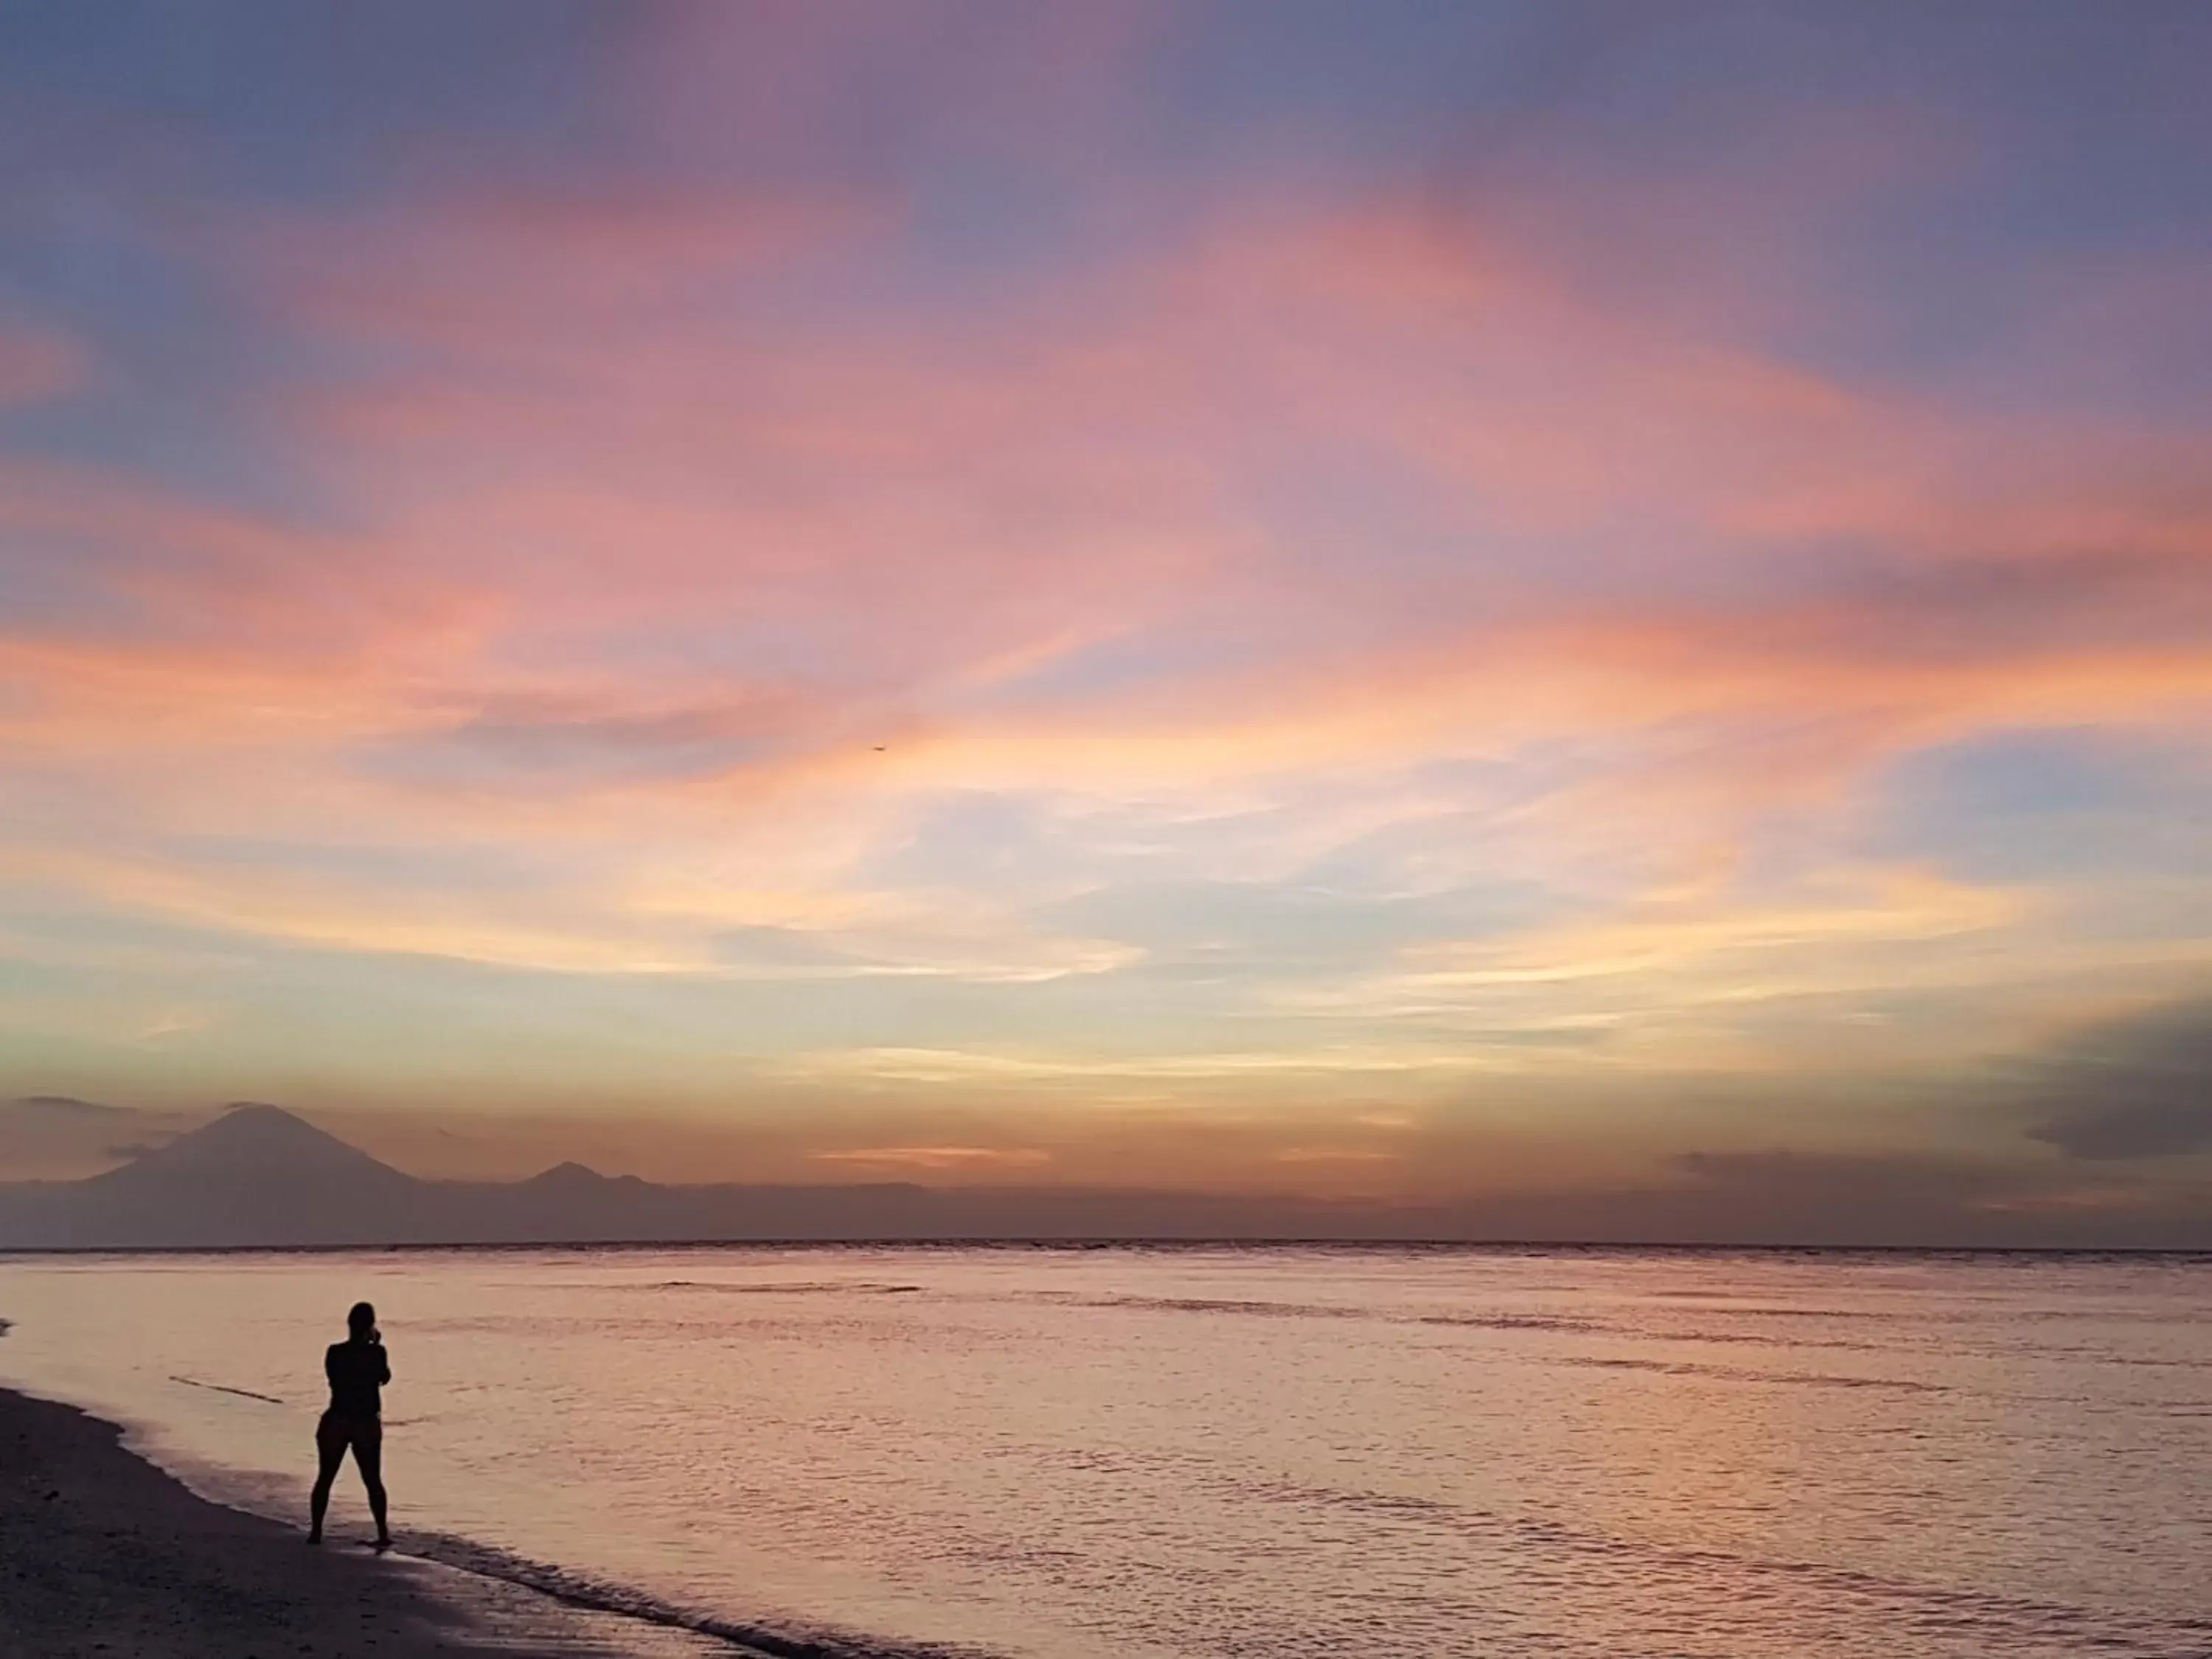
0,1385,719,1659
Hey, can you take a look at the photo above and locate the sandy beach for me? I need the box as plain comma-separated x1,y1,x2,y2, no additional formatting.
0,1385,711,1659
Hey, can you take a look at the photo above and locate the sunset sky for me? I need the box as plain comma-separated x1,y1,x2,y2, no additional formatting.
2,4,2208,1225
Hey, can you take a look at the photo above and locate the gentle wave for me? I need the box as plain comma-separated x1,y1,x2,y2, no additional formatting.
1046,1293,1373,1318
404,1529,1002,1659
650,1280,923,1296
1555,1353,1952,1392
170,1374,288,1406
1415,1312,1608,1332
1041,1291,1610,1332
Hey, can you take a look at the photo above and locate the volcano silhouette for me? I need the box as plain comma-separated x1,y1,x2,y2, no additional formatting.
55,1104,428,1247
90,1103,407,1186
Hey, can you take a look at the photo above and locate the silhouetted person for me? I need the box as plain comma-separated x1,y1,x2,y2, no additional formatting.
307,1300,390,1548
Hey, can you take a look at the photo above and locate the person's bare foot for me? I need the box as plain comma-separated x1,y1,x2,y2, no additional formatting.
372,1536,393,1553
306,1533,321,1545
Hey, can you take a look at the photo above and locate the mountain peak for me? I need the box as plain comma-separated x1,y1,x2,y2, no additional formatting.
524,1160,610,1189
198,1102,349,1149
88,1101,409,1186
220,1100,313,1124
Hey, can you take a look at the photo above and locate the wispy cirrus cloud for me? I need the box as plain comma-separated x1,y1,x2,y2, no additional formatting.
6,181,2208,1065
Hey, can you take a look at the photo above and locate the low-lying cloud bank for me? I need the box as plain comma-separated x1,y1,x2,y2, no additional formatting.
2023,999,2212,1161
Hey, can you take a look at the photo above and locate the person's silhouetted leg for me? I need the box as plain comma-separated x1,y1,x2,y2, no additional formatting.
357,1429,391,1548
307,1415,347,1543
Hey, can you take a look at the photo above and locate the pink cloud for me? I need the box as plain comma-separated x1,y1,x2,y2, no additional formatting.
4,164,2207,1015
20,178,2211,775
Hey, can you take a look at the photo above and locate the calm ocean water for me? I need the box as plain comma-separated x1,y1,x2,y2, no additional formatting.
1,1245,2208,1658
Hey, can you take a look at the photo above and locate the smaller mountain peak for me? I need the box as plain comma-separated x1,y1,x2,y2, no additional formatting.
525,1161,609,1187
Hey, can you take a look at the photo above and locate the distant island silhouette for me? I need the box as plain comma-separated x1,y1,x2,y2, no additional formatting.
0,1104,1382,1249
0,1102,2207,1251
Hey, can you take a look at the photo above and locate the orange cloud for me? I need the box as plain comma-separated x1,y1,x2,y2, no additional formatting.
813,1145,1052,1171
